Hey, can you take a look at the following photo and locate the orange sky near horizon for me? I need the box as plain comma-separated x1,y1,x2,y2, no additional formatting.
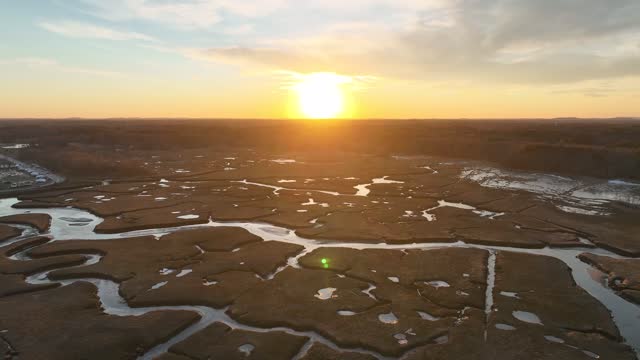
2,73,638,119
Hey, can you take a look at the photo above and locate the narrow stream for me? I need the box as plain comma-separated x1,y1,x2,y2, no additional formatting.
484,250,497,341
1,197,639,359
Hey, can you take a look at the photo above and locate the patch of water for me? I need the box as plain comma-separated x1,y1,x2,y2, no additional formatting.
556,205,607,216
271,159,297,164
2,144,30,149
338,311,356,316
236,180,340,197
583,350,600,358
354,177,404,197
422,200,503,223
362,284,378,301
394,333,408,345
484,251,497,340
544,335,565,344
461,167,640,213
495,324,516,331
159,268,174,276
150,281,168,290
378,312,399,324
238,343,255,356
420,166,439,175
425,281,450,288
512,311,542,325
176,269,192,278
314,288,337,300
417,311,439,321
500,291,519,299
609,180,640,187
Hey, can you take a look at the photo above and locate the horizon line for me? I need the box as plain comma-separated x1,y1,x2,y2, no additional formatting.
0,117,639,122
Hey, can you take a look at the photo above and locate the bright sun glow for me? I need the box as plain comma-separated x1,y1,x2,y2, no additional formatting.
294,73,350,119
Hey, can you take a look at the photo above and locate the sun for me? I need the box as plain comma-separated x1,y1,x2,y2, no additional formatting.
293,73,350,119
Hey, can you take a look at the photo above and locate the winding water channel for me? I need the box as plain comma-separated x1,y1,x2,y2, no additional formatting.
1,196,639,359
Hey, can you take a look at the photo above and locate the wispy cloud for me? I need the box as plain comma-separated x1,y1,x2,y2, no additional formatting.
0,57,123,77
188,0,640,84
78,0,286,30
223,24,255,36
39,20,156,42
273,70,378,91
31,0,640,86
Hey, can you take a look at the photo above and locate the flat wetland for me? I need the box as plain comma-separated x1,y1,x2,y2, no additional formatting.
1,119,640,360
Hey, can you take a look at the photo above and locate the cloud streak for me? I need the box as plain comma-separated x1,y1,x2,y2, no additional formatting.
0,57,124,77
189,0,640,84
39,20,156,42
78,0,287,29
37,0,640,85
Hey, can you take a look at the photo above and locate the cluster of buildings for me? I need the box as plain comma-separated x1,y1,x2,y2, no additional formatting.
8,180,34,188
0,160,49,190
24,166,49,184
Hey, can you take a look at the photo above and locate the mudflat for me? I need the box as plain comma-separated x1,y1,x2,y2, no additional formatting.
1,119,639,360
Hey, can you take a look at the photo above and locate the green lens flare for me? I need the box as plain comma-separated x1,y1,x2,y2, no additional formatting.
321,258,328,264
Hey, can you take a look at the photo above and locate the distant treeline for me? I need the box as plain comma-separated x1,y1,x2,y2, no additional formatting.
1,119,639,180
